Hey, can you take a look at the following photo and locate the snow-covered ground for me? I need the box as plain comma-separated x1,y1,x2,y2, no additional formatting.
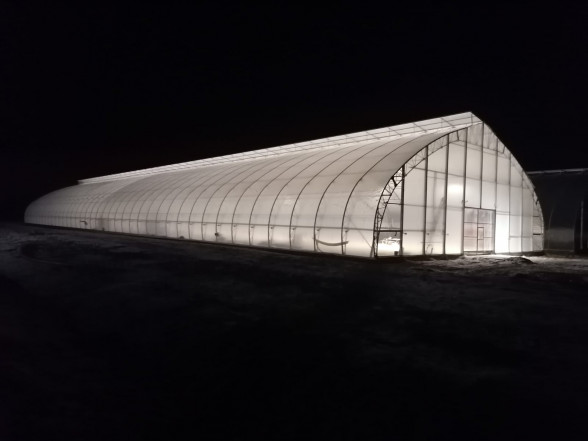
1,222,588,440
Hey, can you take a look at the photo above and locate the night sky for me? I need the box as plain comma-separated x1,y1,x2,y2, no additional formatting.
2,3,588,220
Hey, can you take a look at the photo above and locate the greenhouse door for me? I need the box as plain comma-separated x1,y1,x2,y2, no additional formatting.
463,208,495,253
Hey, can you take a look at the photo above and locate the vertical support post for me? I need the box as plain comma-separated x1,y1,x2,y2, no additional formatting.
494,136,499,252
462,129,468,254
479,123,485,207
443,134,450,255
581,199,585,250
507,149,512,253
422,146,429,255
400,165,405,256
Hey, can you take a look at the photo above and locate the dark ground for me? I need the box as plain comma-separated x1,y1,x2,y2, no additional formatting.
1,222,588,440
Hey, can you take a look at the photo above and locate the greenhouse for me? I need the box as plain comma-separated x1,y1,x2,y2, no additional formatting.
25,112,544,257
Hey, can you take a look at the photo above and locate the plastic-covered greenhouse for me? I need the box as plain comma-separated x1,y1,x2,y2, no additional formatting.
25,112,544,257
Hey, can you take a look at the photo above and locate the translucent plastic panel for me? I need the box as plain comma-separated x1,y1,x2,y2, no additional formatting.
59,191,75,221
175,164,243,227
510,186,522,216
232,223,251,245
447,175,464,208
465,178,480,208
425,171,446,255
495,213,510,253
200,162,266,225
464,207,477,223
496,156,510,185
77,183,107,226
478,209,494,225
51,187,77,228
463,237,477,251
510,166,522,187
344,190,379,236
202,159,279,242
448,143,465,176
110,181,152,233
148,171,196,228
142,175,183,233
509,237,522,253
233,150,331,244
381,203,401,230
481,181,496,210
135,174,183,235
142,173,185,235
290,193,321,231
402,205,425,255
315,190,349,230
316,173,366,228
521,188,534,238
189,163,264,240
466,145,481,179
145,172,186,223
52,192,67,226
483,125,497,151
522,187,534,216
345,229,373,257
315,227,344,255
291,140,390,239
445,207,463,254
250,224,270,247
496,183,510,213
522,214,533,240
216,156,298,237
202,222,217,242
266,145,367,242
268,226,290,249
290,226,315,252
482,151,497,182
404,168,425,205
463,219,477,252
318,146,403,232
484,238,494,250
339,134,439,242
427,145,447,172
425,233,443,255
168,168,231,238
60,189,78,227
449,129,463,144
92,182,130,230
168,166,228,219
467,123,484,149
510,215,522,237
157,172,213,238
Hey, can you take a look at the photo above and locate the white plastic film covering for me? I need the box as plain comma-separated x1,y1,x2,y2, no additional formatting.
25,112,543,257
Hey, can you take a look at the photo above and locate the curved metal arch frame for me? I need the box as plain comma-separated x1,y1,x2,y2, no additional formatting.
312,137,416,254
211,153,297,242
371,124,544,257
371,132,455,257
285,140,384,251
229,150,313,244
247,144,343,247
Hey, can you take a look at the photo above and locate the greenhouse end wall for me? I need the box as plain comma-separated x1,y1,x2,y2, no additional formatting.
24,113,543,258
375,124,543,256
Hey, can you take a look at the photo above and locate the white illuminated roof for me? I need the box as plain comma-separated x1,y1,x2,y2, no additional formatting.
80,112,480,185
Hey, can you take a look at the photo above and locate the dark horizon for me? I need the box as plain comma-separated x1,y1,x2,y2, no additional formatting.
2,4,588,220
